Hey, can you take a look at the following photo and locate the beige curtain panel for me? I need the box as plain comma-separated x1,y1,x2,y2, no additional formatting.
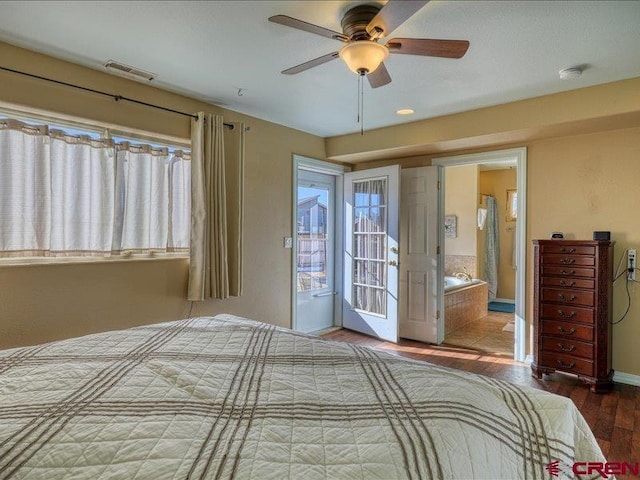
188,113,245,301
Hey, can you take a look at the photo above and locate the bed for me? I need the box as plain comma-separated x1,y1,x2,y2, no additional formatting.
0,314,605,479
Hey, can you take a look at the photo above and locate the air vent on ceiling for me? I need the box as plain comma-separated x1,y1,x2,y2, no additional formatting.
104,60,156,82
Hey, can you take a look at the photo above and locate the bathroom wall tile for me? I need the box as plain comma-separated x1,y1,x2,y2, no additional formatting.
444,255,478,277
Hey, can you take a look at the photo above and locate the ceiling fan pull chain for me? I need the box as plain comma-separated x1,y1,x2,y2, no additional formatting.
356,73,361,127
358,71,365,136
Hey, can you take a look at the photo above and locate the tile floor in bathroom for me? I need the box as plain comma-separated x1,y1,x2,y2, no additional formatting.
443,311,514,356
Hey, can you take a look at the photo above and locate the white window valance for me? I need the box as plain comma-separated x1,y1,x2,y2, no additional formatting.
0,118,190,258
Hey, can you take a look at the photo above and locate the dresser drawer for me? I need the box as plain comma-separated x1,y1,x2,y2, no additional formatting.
541,288,595,307
541,336,594,360
540,320,594,342
541,245,596,256
540,304,595,324
542,254,595,267
541,266,595,278
540,352,594,376
541,277,595,289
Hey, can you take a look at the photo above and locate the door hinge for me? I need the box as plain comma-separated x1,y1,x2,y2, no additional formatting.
437,180,441,190
436,310,440,320
436,245,440,255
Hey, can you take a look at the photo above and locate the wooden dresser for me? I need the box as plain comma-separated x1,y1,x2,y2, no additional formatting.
531,240,614,392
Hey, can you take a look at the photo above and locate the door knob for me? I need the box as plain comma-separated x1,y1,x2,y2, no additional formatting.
390,247,399,254
388,260,398,267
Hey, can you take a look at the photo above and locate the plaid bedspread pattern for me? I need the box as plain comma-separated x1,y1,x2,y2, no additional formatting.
0,314,605,479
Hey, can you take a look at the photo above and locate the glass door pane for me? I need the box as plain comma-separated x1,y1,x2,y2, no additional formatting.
297,184,330,292
352,178,387,316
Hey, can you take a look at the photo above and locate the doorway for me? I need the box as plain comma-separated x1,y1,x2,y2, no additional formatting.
432,148,526,361
292,156,348,334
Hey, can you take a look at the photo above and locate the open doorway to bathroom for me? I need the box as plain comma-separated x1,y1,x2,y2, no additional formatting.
433,148,527,361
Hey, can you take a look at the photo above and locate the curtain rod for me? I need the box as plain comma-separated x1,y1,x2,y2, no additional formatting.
0,65,236,130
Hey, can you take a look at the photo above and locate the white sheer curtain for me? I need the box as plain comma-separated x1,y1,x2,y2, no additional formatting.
0,118,190,257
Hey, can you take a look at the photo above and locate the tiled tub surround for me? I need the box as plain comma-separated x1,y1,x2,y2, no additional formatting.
444,255,477,277
444,278,488,336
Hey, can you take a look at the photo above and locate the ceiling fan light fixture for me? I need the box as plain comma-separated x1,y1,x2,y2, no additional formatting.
339,41,388,75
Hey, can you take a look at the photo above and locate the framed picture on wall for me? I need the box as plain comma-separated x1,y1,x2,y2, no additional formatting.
444,215,457,238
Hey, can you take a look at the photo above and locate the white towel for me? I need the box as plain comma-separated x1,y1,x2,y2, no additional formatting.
477,208,488,230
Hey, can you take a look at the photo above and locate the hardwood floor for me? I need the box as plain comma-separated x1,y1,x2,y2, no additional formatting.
321,329,640,479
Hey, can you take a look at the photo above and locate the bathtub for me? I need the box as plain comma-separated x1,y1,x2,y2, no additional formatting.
444,276,483,292
444,276,488,335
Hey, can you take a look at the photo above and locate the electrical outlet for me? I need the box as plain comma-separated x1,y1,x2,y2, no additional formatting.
284,237,293,249
628,249,636,281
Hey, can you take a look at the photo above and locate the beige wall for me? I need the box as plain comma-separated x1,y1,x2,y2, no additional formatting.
0,41,326,349
478,169,517,299
527,127,640,376
444,164,478,273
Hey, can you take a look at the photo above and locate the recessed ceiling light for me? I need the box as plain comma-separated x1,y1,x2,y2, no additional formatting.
558,66,583,81
396,108,415,116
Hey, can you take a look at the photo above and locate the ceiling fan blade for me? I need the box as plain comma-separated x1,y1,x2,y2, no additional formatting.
387,38,470,58
269,15,348,42
366,0,429,37
367,62,392,88
281,52,340,75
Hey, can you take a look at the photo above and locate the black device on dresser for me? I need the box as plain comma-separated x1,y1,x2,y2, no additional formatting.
531,240,614,393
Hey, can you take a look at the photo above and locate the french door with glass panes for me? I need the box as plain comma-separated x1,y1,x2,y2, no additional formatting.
343,165,400,342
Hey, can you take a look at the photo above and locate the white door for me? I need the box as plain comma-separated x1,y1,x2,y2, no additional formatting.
343,165,400,342
296,170,335,333
399,167,440,343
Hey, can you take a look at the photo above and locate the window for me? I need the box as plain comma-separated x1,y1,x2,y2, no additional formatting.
506,189,517,222
0,115,190,259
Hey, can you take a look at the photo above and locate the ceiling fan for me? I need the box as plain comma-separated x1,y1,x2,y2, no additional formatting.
268,0,470,88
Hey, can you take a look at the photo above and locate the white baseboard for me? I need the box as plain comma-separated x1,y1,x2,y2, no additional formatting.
613,371,640,387
493,298,515,304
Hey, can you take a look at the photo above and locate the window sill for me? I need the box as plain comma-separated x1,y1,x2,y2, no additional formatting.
0,253,189,267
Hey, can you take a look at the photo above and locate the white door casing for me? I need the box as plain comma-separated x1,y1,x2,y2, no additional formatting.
399,167,440,343
343,165,400,342
432,147,527,361
292,155,349,334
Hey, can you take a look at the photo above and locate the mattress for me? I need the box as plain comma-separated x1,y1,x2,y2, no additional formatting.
0,314,605,479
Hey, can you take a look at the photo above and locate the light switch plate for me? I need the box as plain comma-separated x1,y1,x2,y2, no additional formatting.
284,237,293,248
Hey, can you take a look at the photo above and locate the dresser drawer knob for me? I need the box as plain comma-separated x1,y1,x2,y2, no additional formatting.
560,247,576,253
557,326,576,335
560,270,576,275
558,293,577,301
557,343,576,352
559,258,576,264
557,360,576,369
557,310,576,319
559,280,576,287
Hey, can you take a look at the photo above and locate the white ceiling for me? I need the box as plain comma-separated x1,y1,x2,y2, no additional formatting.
0,1,639,138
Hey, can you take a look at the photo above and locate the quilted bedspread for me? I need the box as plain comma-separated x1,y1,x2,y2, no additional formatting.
0,314,605,479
